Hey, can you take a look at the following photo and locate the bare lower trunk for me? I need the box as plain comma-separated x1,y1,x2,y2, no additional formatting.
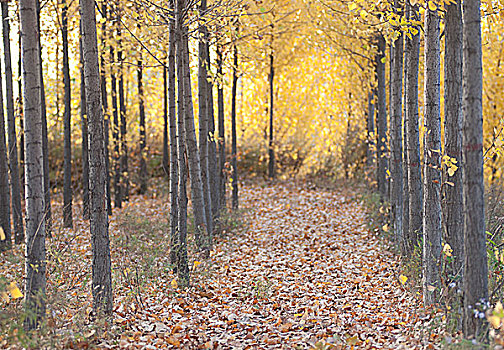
231,44,239,210
20,0,46,328
62,0,73,228
80,31,90,220
406,4,422,253
423,6,442,305
375,34,388,201
217,43,226,213
118,24,128,203
138,56,148,194
80,0,113,314
268,49,275,180
207,44,218,224
2,2,24,243
462,0,487,337
163,63,169,177
110,42,121,209
0,53,11,251
366,91,375,167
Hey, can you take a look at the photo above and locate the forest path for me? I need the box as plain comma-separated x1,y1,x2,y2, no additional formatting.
111,182,432,349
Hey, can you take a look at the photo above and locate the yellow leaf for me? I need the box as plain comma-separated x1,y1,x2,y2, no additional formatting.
428,1,437,11
170,278,178,289
1,291,9,303
382,224,389,232
489,315,501,328
0,226,4,241
8,282,23,299
193,261,202,269
399,275,408,285
443,243,453,257
348,2,357,11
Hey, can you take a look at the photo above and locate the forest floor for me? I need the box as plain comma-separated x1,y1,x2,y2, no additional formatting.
0,180,445,349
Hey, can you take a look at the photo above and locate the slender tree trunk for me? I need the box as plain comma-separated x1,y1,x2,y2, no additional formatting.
268,48,275,179
168,20,178,267
138,55,147,194
181,31,209,252
462,0,488,337
175,8,189,284
100,2,111,215
18,7,25,200
110,40,121,209
80,0,113,314
231,43,239,210
117,20,128,202
0,54,11,252
443,0,464,285
36,0,51,236
406,3,422,253
366,91,375,167
390,5,404,252
375,34,388,200
20,0,46,328
198,0,213,234
163,63,169,177
2,2,23,243
402,12,409,245
207,44,219,224
423,5,442,305
217,43,226,213
80,30,90,220
62,0,73,228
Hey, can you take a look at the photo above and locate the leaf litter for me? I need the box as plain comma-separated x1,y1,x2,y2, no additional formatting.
0,182,438,349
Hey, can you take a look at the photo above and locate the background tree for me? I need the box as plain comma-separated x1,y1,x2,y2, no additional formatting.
0,60,11,252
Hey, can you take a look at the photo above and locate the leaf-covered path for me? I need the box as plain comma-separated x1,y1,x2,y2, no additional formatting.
113,182,430,349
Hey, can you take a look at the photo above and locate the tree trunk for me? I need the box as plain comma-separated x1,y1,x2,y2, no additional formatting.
217,43,226,214
366,91,375,167
423,5,442,305
176,8,189,284
0,53,11,252
390,5,404,252
198,0,213,234
406,3,422,254
36,0,51,236
462,0,488,337
138,55,148,194
443,0,464,286
100,2,111,216
117,21,128,203
181,30,209,252
20,0,46,328
2,2,23,243
268,48,275,179
110,40,121,209
231,43,239,210
207,33,219,226
402,10,409,246
80,30,90,220
168,20,178,267
163,63,169,177
18,7,25,200
62,0,73,228
375,34,388,201
80,0,113,314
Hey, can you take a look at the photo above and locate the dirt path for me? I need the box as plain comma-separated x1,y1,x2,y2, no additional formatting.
112,182,429,349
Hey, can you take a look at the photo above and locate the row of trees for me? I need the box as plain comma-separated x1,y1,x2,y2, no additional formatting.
0,0,246,329
365,0,488,339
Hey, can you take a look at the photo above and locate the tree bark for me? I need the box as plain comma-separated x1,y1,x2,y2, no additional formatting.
402,9,409,246
2,2,23,244
406,3,422,254
117,19,128,203
62,0,73,228
207,44,219,225
80,0,113,314
181,30,209,252
390,5,404,252
80,30,90,221
217,43,226,214
198,0,213,234
20,0,46,328
138,55,148,194
366,91,375,167
423,6,442,305
375,34,388,201
268,48,275,179
231,43,239,210
462,0,488,337
168,20,178,267
0,51,11,252
443,0,464,285
36,0,51,236
110,39,121,209
163,62,169,177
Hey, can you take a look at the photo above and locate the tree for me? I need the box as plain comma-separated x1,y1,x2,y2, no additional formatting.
423,3,442,305
198,0,213,233
443,0,464,285
405,2,422,254
2,1,24,243
217,43,226,213
80,28,90,220
20,0,46,328
0,54,11,252
117,14,129,203
462,0,488,337
268,30,275,180
62,0,73,228
207,42,219,225
163,63,169,178
138,54,148,194
366,90,374,167
231,41,239,210
110,17,121,209
375,34,388,201
80,0,113,314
